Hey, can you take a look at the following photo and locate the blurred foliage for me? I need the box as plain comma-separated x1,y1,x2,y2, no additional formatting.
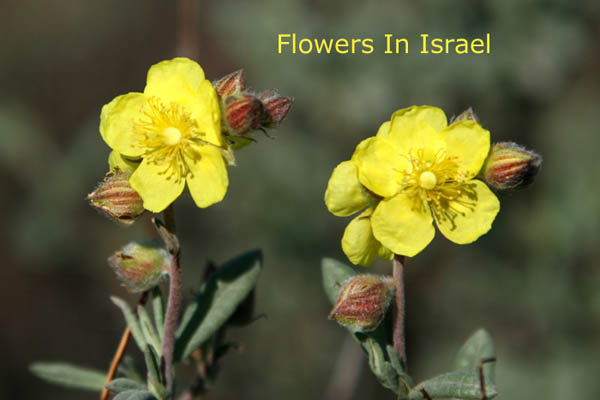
1,0,599,399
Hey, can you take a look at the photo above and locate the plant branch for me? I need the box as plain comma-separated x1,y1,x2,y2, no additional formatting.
160,205,181,395
100,292,148,400
392,254,407,370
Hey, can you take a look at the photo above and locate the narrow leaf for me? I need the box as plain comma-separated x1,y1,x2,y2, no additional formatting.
143,344,162,385
409,371,497,399
138,305,161,356
152,287,165,341
111,296,146,351
116,356,144,383
114,390,157,400
105,378,147,393
30,362,106,391
175,249,263,361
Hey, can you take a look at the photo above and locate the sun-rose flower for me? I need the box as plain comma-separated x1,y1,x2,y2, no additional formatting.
325,153,393,266
351,105,500,257
100,57,228,212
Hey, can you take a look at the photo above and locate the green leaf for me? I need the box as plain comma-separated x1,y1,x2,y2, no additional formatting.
152,287,165,341
175,249,263,361
114,390,157,400
138,305,162,357
409,370,497,399
111,296,147,351
116,356,144,383
453,329,496,384
30,362,106,391
143,344,162,386
105,378,147,393
321,257,359,304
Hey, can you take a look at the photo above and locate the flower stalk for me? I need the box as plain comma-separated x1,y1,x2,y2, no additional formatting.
392,254,407,370
160,205,181,394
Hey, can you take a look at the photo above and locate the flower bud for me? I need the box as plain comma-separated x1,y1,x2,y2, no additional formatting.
224,94,265,136
259,90,293,128
108,239,169,293
481,142,542,190
88,170,145,225
452,107,480,124
213,70,245,98
329,275,395,332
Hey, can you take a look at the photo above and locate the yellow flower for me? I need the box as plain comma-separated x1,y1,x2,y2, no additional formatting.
324,159,393,266
352,106,500,257
100,58,227,212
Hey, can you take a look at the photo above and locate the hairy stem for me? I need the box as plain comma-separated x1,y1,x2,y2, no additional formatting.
161,205,181,394
392,254,407,370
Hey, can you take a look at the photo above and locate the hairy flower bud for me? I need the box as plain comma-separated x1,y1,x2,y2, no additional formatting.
452,107,480,124
213,70,245,98
88,170,145,225
481,142,542,190
259,90,293,128
224,94,265,136
329,275,395,332
108,239,169,293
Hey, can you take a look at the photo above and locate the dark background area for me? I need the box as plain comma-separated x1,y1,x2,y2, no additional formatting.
1,0,599,398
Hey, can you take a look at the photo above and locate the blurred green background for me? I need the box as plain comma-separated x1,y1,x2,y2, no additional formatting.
2,0,599,398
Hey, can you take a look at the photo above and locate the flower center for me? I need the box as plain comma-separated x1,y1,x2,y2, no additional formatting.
401,148,476,227
133,97,209,182
419,171,437,190
162,127,182,146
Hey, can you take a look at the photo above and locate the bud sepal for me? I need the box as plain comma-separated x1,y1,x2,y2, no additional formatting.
480,142,542,190
88,169,145,225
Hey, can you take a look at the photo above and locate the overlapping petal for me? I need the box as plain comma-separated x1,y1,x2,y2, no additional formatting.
434,180,500,244
352,137,409,198
371,194,435,257
341,208,386,266
186,145,229,208
129,158,186,213
441,120,490,178
325,161,369,217
100,93,146,157
108,150,140,172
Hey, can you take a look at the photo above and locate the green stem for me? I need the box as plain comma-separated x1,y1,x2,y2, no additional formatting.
161,205,181,395
392,254,407,370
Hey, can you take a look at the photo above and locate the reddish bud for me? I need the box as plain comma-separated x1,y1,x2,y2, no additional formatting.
224,94,265,136
108,239,169,293
213,70,245,98
452,107,480,124
481,142,542,190
259,90,293,128
88,170,144,225
329,275,394,332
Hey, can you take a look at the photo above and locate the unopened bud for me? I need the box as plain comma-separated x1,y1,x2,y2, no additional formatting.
108,239,169,293
481,142,542,190
259,90,293,128
88,170,144,225
213,70,245,98
329,275,395,332
224,94,265,136
452,107,480,124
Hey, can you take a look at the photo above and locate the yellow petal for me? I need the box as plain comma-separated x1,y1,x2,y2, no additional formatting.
441,120,490,178
434,180,500,244
375,120,391,140
341,208,384,267
185,145,229,208
371,194,435,257
144,58,222,146
100,93,146,157
352,137,409,198
324,161,369,217
386,106,447,155
108,150,140,173
129,158,186,213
